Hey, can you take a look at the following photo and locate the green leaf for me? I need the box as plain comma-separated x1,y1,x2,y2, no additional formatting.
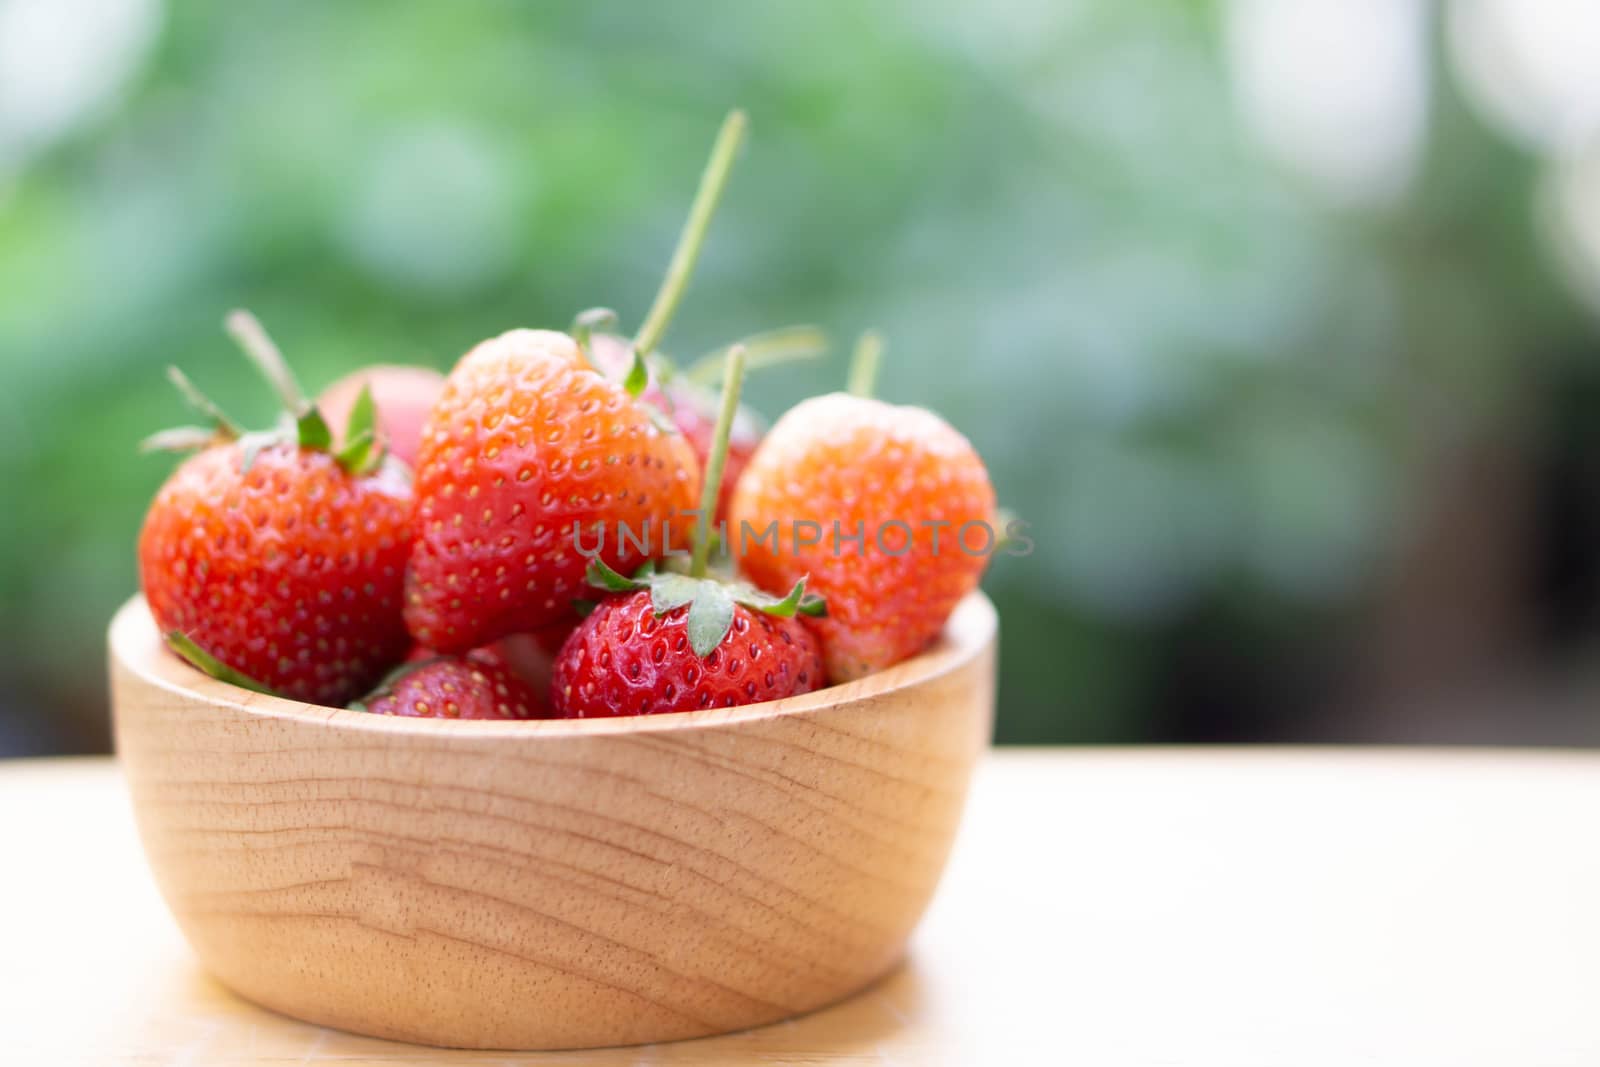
344,383,376,446
624,348,650,398
296,407,332,450
648,573,702,616
586,557,645,593
165,632,277,696
572,598,598,619
335,428,382,476
736,577,801,616
684,582,736,657
730,575,828,619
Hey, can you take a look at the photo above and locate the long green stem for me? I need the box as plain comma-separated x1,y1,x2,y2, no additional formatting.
685,324,828,386
225,309,308,414
690,343,748,578
633,109,748,360
847,329,885,398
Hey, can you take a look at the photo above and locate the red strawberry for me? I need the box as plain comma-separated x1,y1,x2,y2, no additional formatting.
729,335,997,681
551,343,829,718
551,585,823,718
355,656,546,719
319,364,445,468
403,328,701,652
139,312,414,706
406,631,558,694
405,111,753,653
404,640,508,667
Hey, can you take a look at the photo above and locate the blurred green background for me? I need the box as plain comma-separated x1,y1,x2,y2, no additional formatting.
5,0,1600,755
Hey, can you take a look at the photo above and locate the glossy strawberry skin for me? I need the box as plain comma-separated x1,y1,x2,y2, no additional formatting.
138,444,414,706
550,590,824,718
404,329,701,653
319,364,446,469
360,656,546,719
729,393,996,682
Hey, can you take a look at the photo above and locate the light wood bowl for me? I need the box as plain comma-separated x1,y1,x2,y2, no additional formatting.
109,592,996,1050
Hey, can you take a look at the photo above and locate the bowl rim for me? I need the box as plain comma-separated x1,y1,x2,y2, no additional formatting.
110,591,997,738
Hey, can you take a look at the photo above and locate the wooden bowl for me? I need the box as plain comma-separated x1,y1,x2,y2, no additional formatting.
109,592,996,1050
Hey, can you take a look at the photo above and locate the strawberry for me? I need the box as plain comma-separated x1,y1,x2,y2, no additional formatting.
405,111,753,653
728,333,997,682
402,328,701,651
551,343,828,718
138,312,413,706
551,582,823,718
406,631,558,694
319,364,445,469
355,656,546,719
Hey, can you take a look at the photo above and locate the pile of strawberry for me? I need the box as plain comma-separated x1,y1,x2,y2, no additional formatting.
137,112,999,721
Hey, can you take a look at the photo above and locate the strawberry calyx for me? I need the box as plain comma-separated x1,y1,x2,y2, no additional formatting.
585,558,824,658
142,310,389,477
165,630,278,696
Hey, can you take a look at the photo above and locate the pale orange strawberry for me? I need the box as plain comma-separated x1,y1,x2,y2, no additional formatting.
729,393,996,682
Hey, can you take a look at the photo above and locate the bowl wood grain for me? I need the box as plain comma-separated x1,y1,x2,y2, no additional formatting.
110,592,996,1050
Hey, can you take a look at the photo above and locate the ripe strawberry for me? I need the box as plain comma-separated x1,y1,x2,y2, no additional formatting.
319,364,445,469
404,640,507,667
139,312,414,706
403,328,701,652
405,111,753,653
406,631,558,694
551,343,828,718
355,656,546,719
551,584,823,717
729,336,997,681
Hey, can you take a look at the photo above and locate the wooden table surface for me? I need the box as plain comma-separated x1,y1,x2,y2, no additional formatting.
4,748,1600,1066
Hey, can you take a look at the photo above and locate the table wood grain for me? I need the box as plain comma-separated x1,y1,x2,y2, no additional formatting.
4,748,1600,1066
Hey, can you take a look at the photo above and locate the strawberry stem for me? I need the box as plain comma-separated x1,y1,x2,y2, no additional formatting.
685,324,828,386
225,309,332,450
226,310,309,414
690,343,748,579
847,329,884,398
633,109,747,360
166,366,242,438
